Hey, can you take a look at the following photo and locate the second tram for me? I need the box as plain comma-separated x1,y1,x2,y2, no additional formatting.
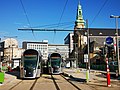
20,49,42,79
48,53,63,74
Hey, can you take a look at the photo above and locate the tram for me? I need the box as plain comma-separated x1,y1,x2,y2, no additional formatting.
20,49,42,79
48,53,63,74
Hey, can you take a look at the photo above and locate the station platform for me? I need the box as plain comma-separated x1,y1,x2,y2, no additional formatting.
62,68,120,90
0,71,19,86
0,68,120,90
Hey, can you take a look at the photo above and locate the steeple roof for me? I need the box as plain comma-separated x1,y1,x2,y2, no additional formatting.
74,1,85,29
76,1,84,23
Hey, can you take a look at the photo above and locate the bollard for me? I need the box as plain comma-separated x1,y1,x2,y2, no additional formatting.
106,57,111,87
0,72,4,84
86,69,89,83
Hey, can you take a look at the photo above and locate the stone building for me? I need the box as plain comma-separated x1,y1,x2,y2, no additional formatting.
3,38,24,68
70,1,120,67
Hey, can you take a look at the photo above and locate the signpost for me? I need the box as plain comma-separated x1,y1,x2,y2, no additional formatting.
84,54,88,63
106,36,113,45
105,36,113,87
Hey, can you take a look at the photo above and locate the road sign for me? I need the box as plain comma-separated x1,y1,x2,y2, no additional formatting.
106,36,113,45
84,54,88,63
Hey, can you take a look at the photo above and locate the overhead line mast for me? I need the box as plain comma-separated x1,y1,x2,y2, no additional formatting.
18,28,88,32
18,28,74,31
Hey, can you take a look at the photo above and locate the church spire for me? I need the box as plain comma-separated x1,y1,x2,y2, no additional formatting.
74,1,85,29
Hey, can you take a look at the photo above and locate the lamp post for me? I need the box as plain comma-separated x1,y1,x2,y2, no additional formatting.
110,15,120,76
86,19,90,83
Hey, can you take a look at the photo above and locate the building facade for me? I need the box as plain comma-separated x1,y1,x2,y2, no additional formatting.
63,1,86,68
74,28,120,65
3,38,24,68
22,41,48,60
48,44,69,61
64,33,74,56
73,1,86,67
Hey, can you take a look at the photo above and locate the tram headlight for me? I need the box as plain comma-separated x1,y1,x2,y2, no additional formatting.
24,70,26,74
56,66,59,69
33,70,35,74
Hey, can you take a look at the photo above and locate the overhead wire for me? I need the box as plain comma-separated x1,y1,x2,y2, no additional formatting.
53,0,69,43
63,24,74,29
19,0,36,39
45,22,74,29
57,0,69,28
90,0,109,27
31,21,74,28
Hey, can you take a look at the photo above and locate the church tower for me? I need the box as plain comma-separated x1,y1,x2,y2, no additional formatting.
74,1,85,29
73,1,86,67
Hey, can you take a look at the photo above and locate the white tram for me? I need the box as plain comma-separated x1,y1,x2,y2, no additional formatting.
20,49,42,79
48,53,63,74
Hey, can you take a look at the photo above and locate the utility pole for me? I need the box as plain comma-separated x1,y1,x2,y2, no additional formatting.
110,15,120,77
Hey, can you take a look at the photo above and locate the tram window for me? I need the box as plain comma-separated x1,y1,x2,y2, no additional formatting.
24,60,37,69
51,58,61,66
24,56,37,69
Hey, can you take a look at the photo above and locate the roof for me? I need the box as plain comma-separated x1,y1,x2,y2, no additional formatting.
23,41,48,44
74,28,120,36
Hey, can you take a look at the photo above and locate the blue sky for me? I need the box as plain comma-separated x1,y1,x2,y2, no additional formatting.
0,0,120,47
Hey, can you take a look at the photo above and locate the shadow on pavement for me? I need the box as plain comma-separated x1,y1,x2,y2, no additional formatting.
87,83,107,87
5,71,20,79
69,76,86,83
62,73,86,83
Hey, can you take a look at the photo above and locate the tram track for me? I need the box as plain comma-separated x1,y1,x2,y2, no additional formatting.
51,74,81,90
7,74,81,90
8,78,39,90
9,80,23,90
60,74,81,90
29,78,39,90
51,74,60,90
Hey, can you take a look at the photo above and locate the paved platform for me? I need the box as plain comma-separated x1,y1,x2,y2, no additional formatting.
62,68,120,90
0,71,18,86
0,69,120,90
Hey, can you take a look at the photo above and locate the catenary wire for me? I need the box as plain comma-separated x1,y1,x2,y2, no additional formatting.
19,0,36,39
53,0,69,43
90,0,108,27
57,0,69,28
31,21,74,28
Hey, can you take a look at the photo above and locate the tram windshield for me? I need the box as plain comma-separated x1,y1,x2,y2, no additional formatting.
24,55,38,70
51,58,61,67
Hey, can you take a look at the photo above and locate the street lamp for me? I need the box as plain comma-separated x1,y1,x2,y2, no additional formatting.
110,15,120,76
86,19,90,83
